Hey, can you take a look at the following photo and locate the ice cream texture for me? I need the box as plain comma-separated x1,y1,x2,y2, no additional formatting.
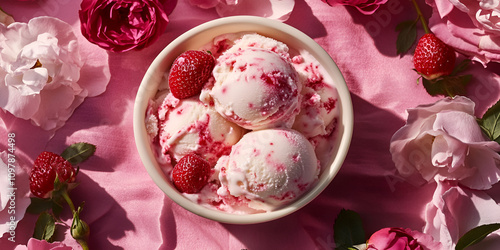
157,93,245,166
210,35,301,130
147,32,340,214
216,129,320,212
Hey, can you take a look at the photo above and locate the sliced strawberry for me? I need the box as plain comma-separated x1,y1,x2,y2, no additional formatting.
168,50,215,99
172,153,211,194
413,33,456,80
29,151,77,199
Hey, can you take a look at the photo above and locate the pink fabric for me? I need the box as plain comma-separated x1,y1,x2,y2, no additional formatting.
1,0,500,249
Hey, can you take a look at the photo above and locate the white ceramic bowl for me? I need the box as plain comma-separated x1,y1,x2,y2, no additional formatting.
133,16,353,224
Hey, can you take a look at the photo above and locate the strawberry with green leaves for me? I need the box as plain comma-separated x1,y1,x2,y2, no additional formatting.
29,152,77,199
28,143,96,250
396,0,471,97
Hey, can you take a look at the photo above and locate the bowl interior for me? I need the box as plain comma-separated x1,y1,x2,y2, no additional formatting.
133,16,353,224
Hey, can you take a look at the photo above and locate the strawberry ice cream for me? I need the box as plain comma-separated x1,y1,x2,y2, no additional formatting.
215,129,320,213
292,51,340,139
156,93,245,166
147,32,341,215
209,34,301,130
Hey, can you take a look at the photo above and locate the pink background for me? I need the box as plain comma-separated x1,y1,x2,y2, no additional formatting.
1,0,500,249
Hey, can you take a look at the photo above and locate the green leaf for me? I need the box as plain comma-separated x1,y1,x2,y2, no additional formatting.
334,209,366,250
479,99,500,143
396,19,418,55
61,142,96,165
395,20,417,55
451,59,471,75
33,212,55,242
456,223,500,250
421,74,472,97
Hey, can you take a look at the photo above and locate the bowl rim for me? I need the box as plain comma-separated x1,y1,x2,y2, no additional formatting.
133,15,353,224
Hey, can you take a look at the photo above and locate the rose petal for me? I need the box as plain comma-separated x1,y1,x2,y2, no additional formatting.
215,0,295,21
14,238,73,250
433,111,486,143
367,227,444,250
188,0,219,9
427,0,500,65
0,83,41,120
424,180,500,249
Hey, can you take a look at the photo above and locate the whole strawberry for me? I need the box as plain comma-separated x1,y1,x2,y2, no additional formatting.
172,153,211,193
413,33,456,80
29,151,76,199
168,50,215,99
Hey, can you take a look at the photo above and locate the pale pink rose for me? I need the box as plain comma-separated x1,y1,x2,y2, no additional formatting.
0,16,109,131
14,238,72,250
426,0,500,65
424,180,500,249
366,227,444,250
322,0,388,15
390,96,500,190
0,151,30,240
188,0,295,21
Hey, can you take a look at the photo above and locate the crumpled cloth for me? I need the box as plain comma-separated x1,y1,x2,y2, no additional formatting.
1,0,500,249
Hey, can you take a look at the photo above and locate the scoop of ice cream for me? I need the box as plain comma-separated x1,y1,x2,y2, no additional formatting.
215,128,320,212
292,51,340,139
158,93,246,166
210,47,301,130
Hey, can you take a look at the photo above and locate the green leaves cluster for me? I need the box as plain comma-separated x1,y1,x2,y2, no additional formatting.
333,209,500,249
419,60,472,98
27,142,95,249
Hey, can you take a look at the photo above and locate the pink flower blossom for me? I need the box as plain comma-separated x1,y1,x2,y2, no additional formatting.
0,17,109,131
389,96,500,190
188,0,295,21
79,0,171,52
424,180,500,249
0,151,30,240
366,227,444,250
322,0,388,15
426,0,500,65
13,238,72,250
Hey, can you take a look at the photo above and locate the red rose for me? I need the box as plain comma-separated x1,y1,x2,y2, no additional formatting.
79,0,171,52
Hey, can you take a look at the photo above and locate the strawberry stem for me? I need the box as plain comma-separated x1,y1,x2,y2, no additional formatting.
411,0,431,34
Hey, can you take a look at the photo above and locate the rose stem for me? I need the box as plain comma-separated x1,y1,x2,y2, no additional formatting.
411,0,431,34
62,190,76,212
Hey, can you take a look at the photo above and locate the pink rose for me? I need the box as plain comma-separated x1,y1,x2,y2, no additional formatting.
13,238,72,250
424,180,500,249
0,17,109,131
366,227,444,250
188,0,295,21
426,0,500,65
389,96,500,190
322,0,388,15
79,0,171,52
